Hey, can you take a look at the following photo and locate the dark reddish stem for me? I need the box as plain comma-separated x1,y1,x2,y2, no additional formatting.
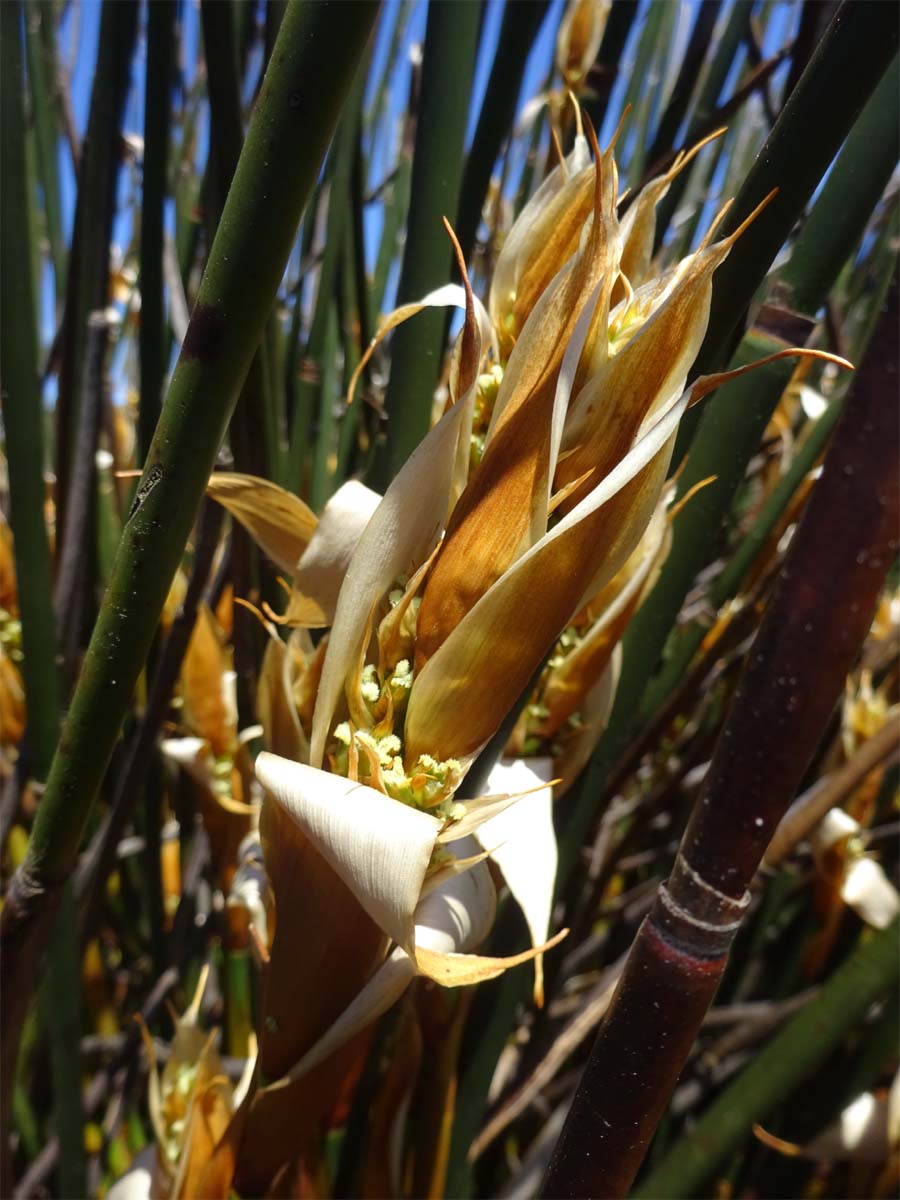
541,275,899,1199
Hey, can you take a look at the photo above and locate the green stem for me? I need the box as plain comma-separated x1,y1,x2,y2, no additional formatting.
653,0,754,245
372,150,411,316
779,53,899,314
694,0,900,377
645,0,721,171
635,919,900,1199
364,0,411,145
370,0,480,488
42,887,85,1199
0,0,61,781
24,0,67,300
288,69,365,491
582,0,639,136
622,0,676,191
455,0,551,263
0,0,378,1144
54,0,138,554
225,946,254,1058
336,231,364,481
139,0,177,461
2,8,83,1193
310,302,340,509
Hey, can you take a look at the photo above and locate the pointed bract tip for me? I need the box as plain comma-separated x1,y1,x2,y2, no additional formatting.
583,110,601,160
726,187,779,246
698,196,734,251
605,103,630,155
442,216,476,360
668,475,717,523
667,126,727,183
441,216,472,297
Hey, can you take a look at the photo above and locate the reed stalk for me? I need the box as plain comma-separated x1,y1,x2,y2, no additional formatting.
643,0,720,173
53,0,139,682
370,0,480,487
53,0,137,518
0,8,82,1193
0,0,378,1146
1,0,60,784
693,0,899,378
540,270,899,1199
635,917,900,1199
582,0,638,136
652,0,753,245
24,0,67,301
288,70,365,491
138,0,177,461
455,0,551,264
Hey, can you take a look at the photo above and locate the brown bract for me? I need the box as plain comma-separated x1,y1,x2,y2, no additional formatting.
415,124,619,670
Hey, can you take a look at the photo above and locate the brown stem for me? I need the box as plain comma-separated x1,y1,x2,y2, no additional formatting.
541,273,899,1198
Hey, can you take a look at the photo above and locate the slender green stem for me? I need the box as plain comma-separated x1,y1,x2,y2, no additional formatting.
139,0,177,461
0,0,378,1147
364,0,411,146
0,0,60,782
583,0,639,136
653,0,754,245
284,175,322,436
370,0,480,488
336,229,365,481
372,150,411,316
42,887,85,1199
779,53,899,314
225,946,254,1058
54,0,139,550
310,302,340,509
622,0,675,190
2,8,84,1193
288,69,365,491
694,0,900,377
202,0,271,483
636,919,900,1199
456,0,551,264
54,0,139,683
24,0,67,300
645,0,721,170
